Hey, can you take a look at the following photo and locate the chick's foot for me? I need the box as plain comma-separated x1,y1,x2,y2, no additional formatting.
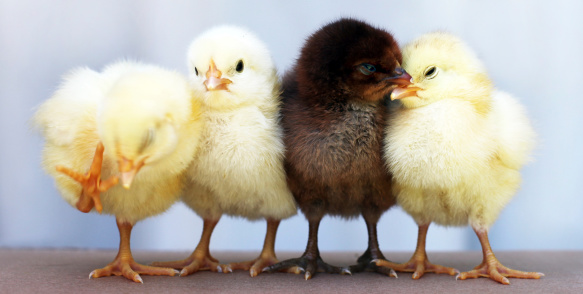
226,218,294,277
349,218,398,277
263,218,345,279
93,219,177,283
226,254,303,277
152,218,223,276
457,260,544,285
90,256,178,283
151,250,223,276
373,223,457,279
458,227,544,284
374,257,457,279
56,142,118,213
349,251,398,277
225,255,281,277
263,255,346,280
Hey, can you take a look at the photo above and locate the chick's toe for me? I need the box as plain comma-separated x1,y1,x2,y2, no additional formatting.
152,250,223,276
375,258,457,279
348,249,397,277
457,261,543,285
457,228,544,285
226,256,279,277
266,255,344,280
90,259,177,283
374,224,457,279
152,218,222,276
56,142,118,214
90,220,177,283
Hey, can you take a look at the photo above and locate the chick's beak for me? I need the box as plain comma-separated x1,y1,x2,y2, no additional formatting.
384,67,423,101
118,157,145,189
390,85,424,101
384,67,413,86
204,59,232,91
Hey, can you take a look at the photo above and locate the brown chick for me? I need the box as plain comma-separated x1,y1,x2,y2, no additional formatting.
264,18,412,279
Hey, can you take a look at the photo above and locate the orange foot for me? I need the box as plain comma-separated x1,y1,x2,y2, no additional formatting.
92,220,178,283
90,255,178,283
458,226,544,285
225,254,303,277
374,223,458,279
374,258,458,279
152,250,223,277
457,260,544,285
224,255,278,277
56,142,118,213
224,219,302,277
153,218,223,276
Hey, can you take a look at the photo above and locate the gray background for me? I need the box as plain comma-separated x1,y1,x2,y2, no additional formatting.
1,0,581,253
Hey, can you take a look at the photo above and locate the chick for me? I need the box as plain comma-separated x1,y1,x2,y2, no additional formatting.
152,26,297,277
264,18,412,280
381,32,543,284
33,61,203,283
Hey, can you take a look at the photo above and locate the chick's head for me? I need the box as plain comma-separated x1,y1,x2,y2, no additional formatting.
391,32,493,112
297,18,412,104
187,25,278,111
99,69,192,188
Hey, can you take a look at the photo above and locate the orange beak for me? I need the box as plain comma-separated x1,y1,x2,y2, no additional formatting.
204,59,232,91
118,157,145,189
390,86,424,100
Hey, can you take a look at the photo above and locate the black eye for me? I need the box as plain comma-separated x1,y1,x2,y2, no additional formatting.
194,67,199,76
236,60,244,73
358,63,376,75
424,66,438,79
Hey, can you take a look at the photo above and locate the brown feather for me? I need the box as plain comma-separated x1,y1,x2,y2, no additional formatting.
281,18,400,221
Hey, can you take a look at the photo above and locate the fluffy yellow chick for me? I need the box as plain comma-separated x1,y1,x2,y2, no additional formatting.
379,32,543,284
33,61,203,283
152,26,297,277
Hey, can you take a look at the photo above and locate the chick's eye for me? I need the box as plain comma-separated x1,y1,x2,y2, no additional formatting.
194,67,199,76
236,60,244,73
424,66,438,79
358,63,376,75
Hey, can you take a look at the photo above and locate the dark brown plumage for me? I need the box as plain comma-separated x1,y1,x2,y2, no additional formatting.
265,18,412,279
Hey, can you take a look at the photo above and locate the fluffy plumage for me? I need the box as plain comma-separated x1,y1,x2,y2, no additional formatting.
265,18,412,279
152,26,296,277
34,61,203,282
382,32,542,284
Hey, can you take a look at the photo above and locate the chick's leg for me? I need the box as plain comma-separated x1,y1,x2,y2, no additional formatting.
90,219,178,283
263,216,345,280
225,219,297,277
374,223,458,279
56,142,118,213
349,215,397,277
151,218,223,276
457,227,544,285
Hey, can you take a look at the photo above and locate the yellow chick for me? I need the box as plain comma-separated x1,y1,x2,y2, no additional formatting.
33,61,203,283
152,26,297,277
379,32,543,284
